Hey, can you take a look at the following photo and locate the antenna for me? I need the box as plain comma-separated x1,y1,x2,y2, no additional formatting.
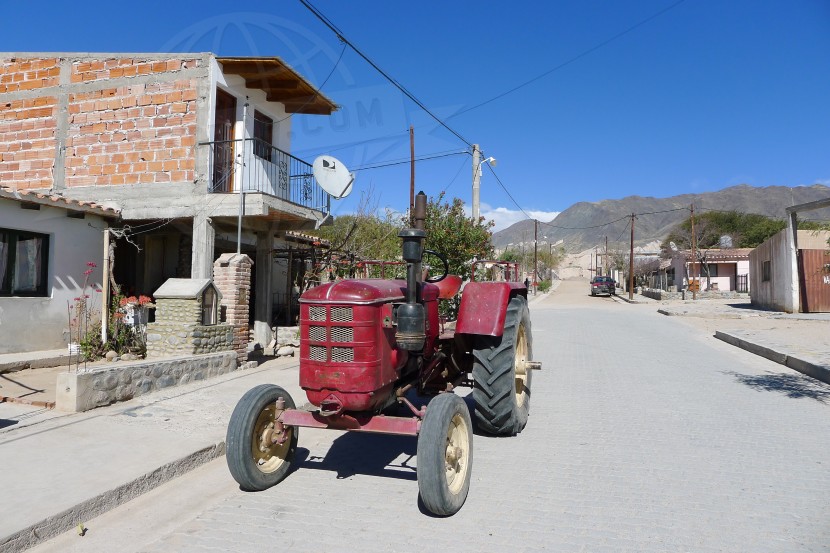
669,241,678,252
313,155,354,200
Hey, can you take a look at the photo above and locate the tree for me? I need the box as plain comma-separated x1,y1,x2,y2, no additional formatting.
312,191,495,304
424,192,494,281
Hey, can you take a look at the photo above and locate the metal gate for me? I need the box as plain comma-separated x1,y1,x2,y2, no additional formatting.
797,249,830,313
736,274,748,293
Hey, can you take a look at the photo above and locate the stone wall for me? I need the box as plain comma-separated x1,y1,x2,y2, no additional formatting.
145,321,233,357
153,297,202,324
641,288,683,300
56,351,236,412
642,287,745,301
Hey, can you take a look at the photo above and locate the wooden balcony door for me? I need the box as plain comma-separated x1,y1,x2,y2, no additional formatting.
213,89,237,192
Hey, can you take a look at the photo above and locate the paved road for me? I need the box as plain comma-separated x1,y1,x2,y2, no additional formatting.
34,280,830,553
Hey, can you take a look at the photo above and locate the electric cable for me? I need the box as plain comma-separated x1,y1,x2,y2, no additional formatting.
451,0,687,118
298,0,474,148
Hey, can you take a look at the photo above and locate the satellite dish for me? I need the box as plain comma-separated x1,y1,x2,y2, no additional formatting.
669,241,678,252
313,155,354,199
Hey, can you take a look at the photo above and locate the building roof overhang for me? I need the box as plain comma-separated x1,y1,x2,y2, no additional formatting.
217,56,338,115
0,186,119,218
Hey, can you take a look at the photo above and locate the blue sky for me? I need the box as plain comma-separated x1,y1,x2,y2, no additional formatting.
4,0,829,231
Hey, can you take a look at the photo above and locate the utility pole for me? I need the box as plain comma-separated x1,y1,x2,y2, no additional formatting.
409,126,415,225
594,246,599,275
533,219,538,285
690,204,697,300
629,213,635,300
471,144,481,222
605,236,608,277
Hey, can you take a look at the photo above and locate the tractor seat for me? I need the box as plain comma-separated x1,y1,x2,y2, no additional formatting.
434,274,463,299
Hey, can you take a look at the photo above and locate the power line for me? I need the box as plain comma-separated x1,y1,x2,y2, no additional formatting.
351,149,467,171
483,163,533,220
298,0,473,148
451,0,687,118
441,155,472,195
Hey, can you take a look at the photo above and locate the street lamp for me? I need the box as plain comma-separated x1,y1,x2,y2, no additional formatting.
472,152,496,222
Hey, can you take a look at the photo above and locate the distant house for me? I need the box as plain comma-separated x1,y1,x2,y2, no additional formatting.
0,187,118,354
670,248,752,293
750,228,830,312
0,52,339,347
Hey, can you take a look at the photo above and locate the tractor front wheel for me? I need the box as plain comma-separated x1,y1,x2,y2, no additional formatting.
417,393,473,516
472,295,533,436
226,384,298,491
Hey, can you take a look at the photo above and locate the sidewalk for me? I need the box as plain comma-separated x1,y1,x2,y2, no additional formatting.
0,357,302,553
642,296,830,385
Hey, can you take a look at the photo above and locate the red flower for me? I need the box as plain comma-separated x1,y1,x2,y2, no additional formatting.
86,262,97,268
83,269,93,276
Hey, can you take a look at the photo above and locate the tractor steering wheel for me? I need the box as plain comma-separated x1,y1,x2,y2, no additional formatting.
423,249,449,283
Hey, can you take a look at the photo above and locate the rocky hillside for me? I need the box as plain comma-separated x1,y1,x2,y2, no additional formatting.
492,184,830,252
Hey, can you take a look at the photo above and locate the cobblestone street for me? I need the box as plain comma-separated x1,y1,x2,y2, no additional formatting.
33,280,830,553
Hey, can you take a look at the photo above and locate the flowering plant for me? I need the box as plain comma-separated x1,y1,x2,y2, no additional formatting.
67,262,102,368
119,295,154,308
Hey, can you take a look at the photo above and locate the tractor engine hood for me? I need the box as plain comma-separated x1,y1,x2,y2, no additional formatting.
300,279,439,305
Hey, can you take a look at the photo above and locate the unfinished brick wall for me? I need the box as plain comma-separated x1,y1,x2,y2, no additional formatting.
0,58,60,189
0,55,203,191
213,254,253,363
0,58,60,93
66,58,200,187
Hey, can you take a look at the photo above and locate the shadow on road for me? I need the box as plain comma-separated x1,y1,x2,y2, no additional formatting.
0,418,18,429
723,370,830,403
299,432,418,481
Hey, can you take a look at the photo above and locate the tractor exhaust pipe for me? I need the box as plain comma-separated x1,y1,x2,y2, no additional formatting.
396,192,428,351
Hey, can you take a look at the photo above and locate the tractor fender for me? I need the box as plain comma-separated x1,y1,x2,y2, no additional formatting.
456,281,526,337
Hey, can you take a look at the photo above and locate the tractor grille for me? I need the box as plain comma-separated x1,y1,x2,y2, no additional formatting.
309,346,327,361
330,307,353,322
331,347,355,363
330,326,353,342
308,326,327,342
304,305,355,363
309,306,326,321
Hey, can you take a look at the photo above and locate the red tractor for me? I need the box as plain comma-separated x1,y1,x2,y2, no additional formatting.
226,192,540,516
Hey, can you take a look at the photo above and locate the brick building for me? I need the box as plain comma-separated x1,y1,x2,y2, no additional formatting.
0,52,338,348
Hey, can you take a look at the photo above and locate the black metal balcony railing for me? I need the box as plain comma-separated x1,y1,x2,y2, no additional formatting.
201,138,331,214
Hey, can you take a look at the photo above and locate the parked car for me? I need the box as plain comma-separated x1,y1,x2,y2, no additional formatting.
590,276,616,296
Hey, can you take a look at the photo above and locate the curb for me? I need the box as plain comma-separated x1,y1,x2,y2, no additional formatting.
0,442,226,553
714,331,830,385
0,355,70,374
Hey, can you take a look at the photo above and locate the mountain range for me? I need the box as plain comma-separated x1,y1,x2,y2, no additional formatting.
492,184,830,253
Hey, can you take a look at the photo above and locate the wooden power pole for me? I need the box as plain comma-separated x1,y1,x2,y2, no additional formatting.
628,213,635,300
409,126,415,225
533,219,538,284
690,203,697,300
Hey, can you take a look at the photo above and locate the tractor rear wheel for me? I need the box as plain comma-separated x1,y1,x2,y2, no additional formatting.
417,393,473,516
472,296,533,436
226,384,298,491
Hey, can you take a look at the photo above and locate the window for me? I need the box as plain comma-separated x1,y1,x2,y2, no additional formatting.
762,260,771,282
0,228,49,296
253,110,274,161
700,263,718,277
